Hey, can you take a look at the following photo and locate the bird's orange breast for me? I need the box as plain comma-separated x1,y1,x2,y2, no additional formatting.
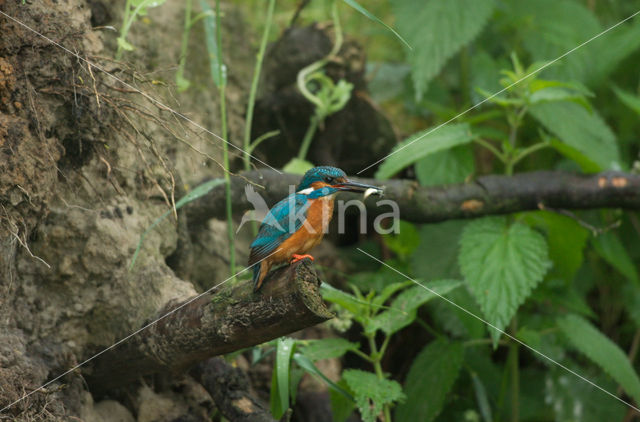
272,197,335,262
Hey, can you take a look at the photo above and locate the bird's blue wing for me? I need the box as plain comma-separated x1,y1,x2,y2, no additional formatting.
248,193,310,265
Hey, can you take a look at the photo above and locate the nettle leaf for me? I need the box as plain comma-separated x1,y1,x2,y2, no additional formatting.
415,144,475,187
395,340,464,422
393,0,495,100
459,217,551,343
592,231,639,284
300,338,359,362
367,280,462,336
343,369,405,422
508,0,600,84
530,101,620,171
376,123,474,180
558,314,640,403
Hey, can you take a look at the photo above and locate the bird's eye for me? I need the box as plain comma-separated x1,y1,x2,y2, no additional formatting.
324,176,333,183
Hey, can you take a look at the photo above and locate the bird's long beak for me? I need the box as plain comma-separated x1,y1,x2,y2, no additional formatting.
334,180,384,198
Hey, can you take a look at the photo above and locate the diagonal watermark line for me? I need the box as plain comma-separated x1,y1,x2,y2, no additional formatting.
0,250,280,414
0,10,282,175
357,248,640,415
357,9,640,175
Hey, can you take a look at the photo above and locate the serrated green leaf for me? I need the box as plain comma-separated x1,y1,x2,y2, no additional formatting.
530,101,620,171
549,138,601,173
558,314,640,403
376,123,474,180
393,0,495,100
395,340,463,422
343,369,405,422
300,338,359,362
508,0,600,84
613,86,640,116
367,280,462,335
459,217,551,344
415,144,475,187
592,231,639,284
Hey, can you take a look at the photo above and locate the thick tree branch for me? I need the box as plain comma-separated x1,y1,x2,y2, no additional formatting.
187,170,640,224
85,260,332,395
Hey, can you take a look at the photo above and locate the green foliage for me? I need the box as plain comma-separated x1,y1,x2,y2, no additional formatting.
299,338,359,361
520,211,590,282
395,340,464,422
393,0,495,100
271,337,295,419
342,0,410,50
343,369,405,422
614,86,640,115
592,231,640,284
415,145,475,186
558,314,640,403
199,0,226,87
116,0,168,59
366,280,462,336
530,102,620,171
459,217,552,343
375,123,474,179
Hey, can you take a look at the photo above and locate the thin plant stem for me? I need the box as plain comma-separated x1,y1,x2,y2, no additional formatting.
215,0,235,279
116,0,132,60
297,115,319,160
367,334,392,422
295,0,343,160
243,0,276,170
473,138,507,163
510,141,551,168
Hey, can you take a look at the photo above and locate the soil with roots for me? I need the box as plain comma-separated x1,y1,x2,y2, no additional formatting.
0,1,389,420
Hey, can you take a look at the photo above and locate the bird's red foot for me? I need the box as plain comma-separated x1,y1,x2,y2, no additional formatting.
291,254,314,263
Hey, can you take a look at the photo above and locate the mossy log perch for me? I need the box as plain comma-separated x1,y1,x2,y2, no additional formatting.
85,260,332,395
187,170,640,224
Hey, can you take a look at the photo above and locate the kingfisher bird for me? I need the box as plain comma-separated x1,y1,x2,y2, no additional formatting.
249,166,383,291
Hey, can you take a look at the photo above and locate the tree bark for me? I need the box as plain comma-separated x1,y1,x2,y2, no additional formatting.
187,170,640,224
85,260,332,395
193,358,276,422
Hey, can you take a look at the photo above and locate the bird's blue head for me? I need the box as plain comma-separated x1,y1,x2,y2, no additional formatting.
297,166,347,191
296,166,383,198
